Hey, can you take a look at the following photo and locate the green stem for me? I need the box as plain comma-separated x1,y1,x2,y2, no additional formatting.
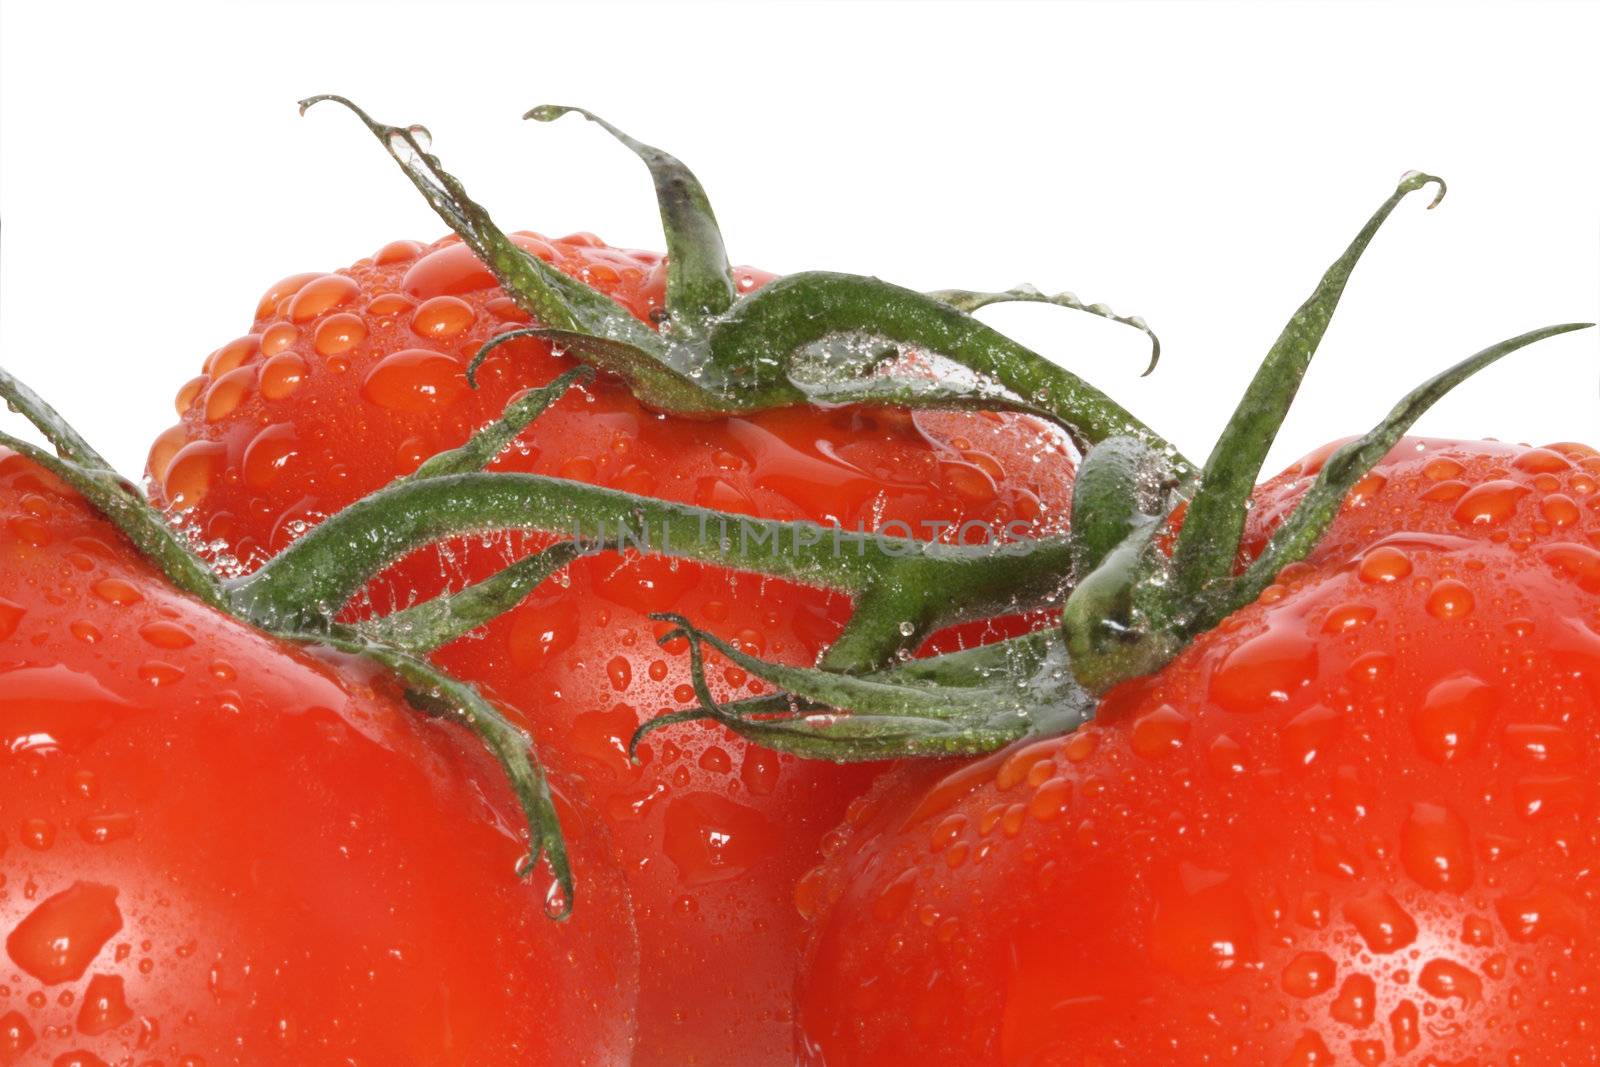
1207,321,1594,625
315,629,573,918
359,542,590,653
638,620,1092,761
708,271,1186,463
300,96,671,360
0,367,112,470
1067,435,1176,578
927,285,1161,376
1169,171,1445,597
527,105,736,322
412,366,590,479
0,430,226,610
228,470,1075,645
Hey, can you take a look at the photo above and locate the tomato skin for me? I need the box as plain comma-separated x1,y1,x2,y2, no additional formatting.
146,233,1075,1062
798,439,1600,1065
0,449,639,1065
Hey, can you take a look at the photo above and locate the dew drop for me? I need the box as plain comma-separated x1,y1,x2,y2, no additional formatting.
1280,950,1336,997
1425,579,1475,621
258,352,309,402
76,973,132,1035
1418,957,1482,1005
1207,623,1318,713
361,349,469,413
1342,890,1418,953
4,882,122,984
1413,672,1494,763
1329,972,1376,1026
286,273,361,323
1452,480,1529,526
1400,801,1473,891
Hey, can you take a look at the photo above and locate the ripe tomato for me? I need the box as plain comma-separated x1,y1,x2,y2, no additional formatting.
146,233,1074,1062
798,438,1600,1064
0,445,639,1065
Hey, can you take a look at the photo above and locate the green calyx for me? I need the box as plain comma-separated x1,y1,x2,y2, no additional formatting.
301,95,1174,462
7,100,1590,922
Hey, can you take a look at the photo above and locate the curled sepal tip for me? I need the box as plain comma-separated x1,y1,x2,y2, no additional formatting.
637,614,1095,761
1168,170,1448,600
928,285,1162,376
527,105,735,323
299,95,669,366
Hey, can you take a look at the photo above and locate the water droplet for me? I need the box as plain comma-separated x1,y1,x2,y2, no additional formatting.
1207,623,1318,712
1400,801,1473,891
1543,542,1600,594
1129,704,1190,759
1148,864,1257,984
77,813,135,846
739,748,779,796
91,578,142,606
1496,881,1584,942
871,868,918,922
0,1010,35,1060
255,272,321,319
137,660,184,687
4,882,122,983
286,273,361,323
1329,972,1375,1026
1358,545,1413,584
662,793,774,886
1418,957,1482,1005
138,620,195,650
361,349,469,413
1206,733,1247,779
258,351,309,401
1342,890,1418,953
1451,480,1529,526
411,295,477,339
76,973,132,1035
1390,999,1420,1055
1512,773,1584,820
162,439,226,510
1313,834,1362,880
1541,493,1581,527
1027,777,1071,823
1321,602,1375,633
1425,579,1475,620
1280,950,1336,997
313,311,369,356
1413,672,1494,763
1281,704,1340,767
1513,447,1572,473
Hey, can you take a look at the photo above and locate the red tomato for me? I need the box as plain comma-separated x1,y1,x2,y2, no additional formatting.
0,446,639,1065
798,438,1600,1065
146,232,1075,1063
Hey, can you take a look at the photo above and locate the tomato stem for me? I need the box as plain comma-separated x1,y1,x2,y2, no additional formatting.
526,105,737,322
634,618,1094,761
312,95,1171,455
1169,172,1447,600
0,426,227,611
228,468,1075,661
411,365,591,480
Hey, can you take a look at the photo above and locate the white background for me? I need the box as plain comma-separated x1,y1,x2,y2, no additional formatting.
3,0,1596,479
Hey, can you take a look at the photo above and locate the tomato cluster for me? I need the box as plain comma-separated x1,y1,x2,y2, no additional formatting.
2,113,1594,1065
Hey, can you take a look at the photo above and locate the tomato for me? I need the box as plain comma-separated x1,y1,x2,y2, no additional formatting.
797,438,1600,1065
146,232,1075,1063
0,445,639,1065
